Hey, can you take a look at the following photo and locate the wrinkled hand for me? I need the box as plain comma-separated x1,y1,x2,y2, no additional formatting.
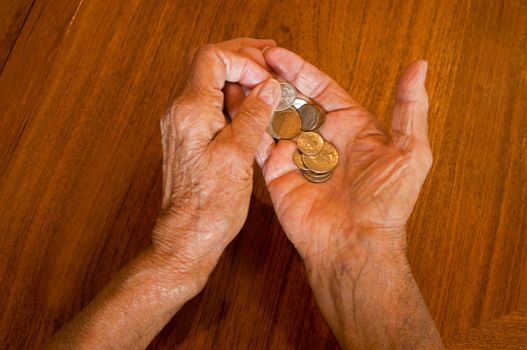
255,48,432,262
152,38,281,273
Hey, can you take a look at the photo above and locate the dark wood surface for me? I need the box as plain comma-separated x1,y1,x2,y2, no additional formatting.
0,0,33,71
1,0,526,348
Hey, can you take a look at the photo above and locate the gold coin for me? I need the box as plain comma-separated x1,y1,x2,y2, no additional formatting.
304,169,333,178
270,107,301,139
297,132,324,155
293,149,308,171
302,141,339,173
302,170,334,183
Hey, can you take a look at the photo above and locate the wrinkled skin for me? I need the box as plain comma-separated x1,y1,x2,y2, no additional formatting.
152,38,282,274
226,47,432,263
155,36,433,301
224,48,440,349
46,38,286,350
47,38,440,350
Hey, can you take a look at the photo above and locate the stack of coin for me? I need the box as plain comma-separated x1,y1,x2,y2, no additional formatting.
294,132,339,182
269,82,339,183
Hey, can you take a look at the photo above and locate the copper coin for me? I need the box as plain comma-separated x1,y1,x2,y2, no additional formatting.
297,132,324,155
304,169,333,177
302,141,339,173
302,170,334,183
270,107,301,139
276,82,297,111
293,149,308,171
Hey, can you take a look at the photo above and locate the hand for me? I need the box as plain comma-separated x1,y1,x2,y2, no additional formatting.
224,47,442,350
257,47,432,263
153,38,281,277
47,39,284,350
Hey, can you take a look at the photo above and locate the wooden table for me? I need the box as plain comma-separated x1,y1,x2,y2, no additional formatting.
1,0,526,348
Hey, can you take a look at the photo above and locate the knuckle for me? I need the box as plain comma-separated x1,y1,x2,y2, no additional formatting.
170,98,195,120
194,44,217,60
164,101,196,139
250,100,271,116
235,103,270,132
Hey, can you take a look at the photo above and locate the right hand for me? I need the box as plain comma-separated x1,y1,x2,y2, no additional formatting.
256,47,433,265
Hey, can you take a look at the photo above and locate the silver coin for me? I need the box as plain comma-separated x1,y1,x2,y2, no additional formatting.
298,104,320,131
293,97,309,109
276,82,297,111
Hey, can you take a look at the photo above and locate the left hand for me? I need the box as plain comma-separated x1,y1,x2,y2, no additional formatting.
233,47,432,265
152,38,281,279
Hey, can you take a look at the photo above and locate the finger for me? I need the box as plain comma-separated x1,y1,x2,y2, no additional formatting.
224,47,273,118
224,82,245,118
390,60,429,152
263,47,360,112
184,44,272,110
216,37,277,51
218,79,281,157
239,47,270,70
260,140,299,184
255,133,275,168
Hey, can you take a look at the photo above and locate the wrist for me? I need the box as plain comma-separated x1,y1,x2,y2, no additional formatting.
152,214,228,268
142,242,217,299
300,227,442,350
303,225,409,284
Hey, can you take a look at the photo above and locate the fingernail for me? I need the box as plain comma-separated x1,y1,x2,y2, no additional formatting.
258,79,280,106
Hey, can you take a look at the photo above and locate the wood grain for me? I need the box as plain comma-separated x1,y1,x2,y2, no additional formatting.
0,0,34,71
1,0,526,348
447,308,527,349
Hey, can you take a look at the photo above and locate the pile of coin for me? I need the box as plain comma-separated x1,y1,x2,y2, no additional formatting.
269,82,339,183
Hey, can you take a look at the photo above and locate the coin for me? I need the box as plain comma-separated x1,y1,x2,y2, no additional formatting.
302,142,339,173
298,103,323,131
293,149,308,171
293,97,309,109
276,82,297,111
266,84,339,182
267,124,278,139
297,132,324,155
304,169,333,178
270,107,301,139
302,170,334,183
312,105,326,130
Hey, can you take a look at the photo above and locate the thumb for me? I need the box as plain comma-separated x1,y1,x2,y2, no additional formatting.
223,78,281,156
391,60,430,151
